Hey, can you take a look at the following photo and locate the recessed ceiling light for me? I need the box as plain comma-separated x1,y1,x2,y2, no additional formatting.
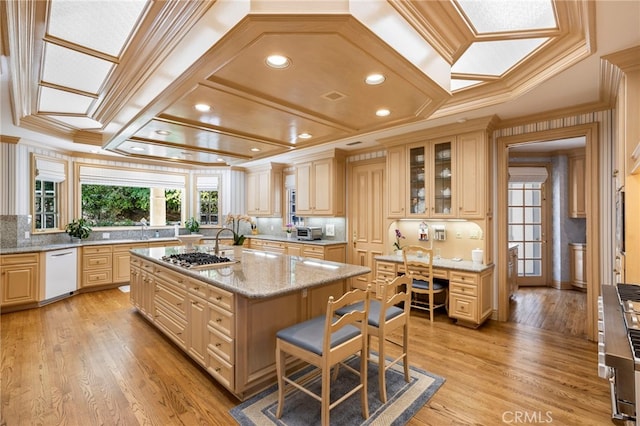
195,103,211,112
90,149,99,154
155,130,171,135
131,146,145,152
250,147,261,152
365,73,386,85
266,55,290,69
298,133,312,139
376,109,390,117
216,158,225,162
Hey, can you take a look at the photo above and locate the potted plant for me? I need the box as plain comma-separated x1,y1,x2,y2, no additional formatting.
65,218,92,242
185,217,200,234
393,228,405,256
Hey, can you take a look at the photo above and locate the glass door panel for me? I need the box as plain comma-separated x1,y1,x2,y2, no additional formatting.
408,146,426,215
432,141,453,215
508,182,546,286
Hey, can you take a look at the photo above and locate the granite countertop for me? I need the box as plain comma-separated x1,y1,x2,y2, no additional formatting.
1,234,347,255
375,254,493,273
245,234,347,246
0,237,179,255
132,245,370,299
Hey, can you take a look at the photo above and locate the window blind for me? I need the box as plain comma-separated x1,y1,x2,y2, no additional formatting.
196,175,220,191
79,165,185,189
508,167,548,183
35,158,66,182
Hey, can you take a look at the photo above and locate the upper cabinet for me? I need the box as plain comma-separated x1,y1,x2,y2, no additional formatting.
246,163,284,217
295,149,346,217
568,152,586,218
385,123,491,220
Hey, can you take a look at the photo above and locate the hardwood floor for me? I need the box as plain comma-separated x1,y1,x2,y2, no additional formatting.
1,287,610,425
509,287,588,339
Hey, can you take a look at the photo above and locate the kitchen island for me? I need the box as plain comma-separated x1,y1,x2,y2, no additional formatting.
129,245,370,400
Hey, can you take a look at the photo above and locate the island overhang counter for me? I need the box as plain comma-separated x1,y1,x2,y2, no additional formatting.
129,246,370,400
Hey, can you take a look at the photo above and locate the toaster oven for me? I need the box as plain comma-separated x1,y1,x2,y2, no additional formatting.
296,226,322,240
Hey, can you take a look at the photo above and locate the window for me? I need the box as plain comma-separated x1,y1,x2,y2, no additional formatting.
32,155,67,232
78,164,186,227
508,182,543,277
196,175,221,225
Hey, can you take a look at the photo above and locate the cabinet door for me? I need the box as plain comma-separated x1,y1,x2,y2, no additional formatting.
431,140,454,217
407,145,427,216
295,162,313,215
311,158,332,214
569,154,586,218
1,263,38,306
386,146,406,217
188,293,208,366
457,131,486,218
246,172,260,215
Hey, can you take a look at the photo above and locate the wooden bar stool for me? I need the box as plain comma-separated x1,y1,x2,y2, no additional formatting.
275,287,371,426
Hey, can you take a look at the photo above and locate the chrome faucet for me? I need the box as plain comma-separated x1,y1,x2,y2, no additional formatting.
213,227,235,255
140,218,148,240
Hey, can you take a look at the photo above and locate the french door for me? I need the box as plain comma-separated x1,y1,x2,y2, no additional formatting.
508,181,549,286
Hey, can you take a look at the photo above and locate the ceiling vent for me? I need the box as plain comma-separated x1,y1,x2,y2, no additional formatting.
322,91,347,101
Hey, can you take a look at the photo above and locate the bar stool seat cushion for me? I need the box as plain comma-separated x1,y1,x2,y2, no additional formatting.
276,316,361,356
412,278,446,291
335,300,403,328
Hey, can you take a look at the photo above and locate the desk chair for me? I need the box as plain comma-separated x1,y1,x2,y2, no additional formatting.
336,275,412,402
275,287,370,426
403,245,448,323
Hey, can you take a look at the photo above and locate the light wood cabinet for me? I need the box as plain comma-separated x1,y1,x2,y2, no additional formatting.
246,163,284,217
570,243,587,290
81,246,113,288
508,245,519,298
295,150,345,216
374,257,493,327
249,239,345,262
1,253,39,307
385,129,489,219
113,243,147,283
568,153,586,218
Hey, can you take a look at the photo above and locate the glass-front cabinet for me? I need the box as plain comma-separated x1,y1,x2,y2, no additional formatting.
406,140,455,218
408,146,427,215
432,140,453,216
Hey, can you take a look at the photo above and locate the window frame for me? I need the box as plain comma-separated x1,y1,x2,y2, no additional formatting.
195,173,222,226
74,162,188,229
31,154,68,234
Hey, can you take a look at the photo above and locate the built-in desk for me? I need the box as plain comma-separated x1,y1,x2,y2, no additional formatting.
374,254,494,328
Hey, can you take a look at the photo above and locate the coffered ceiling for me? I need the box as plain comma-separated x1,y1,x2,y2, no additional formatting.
0,0,628,166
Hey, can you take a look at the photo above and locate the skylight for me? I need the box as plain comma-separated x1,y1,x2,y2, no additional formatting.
456,0,557,34
453,38,549,76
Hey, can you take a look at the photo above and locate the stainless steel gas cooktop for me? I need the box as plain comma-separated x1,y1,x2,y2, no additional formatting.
161,252,237,269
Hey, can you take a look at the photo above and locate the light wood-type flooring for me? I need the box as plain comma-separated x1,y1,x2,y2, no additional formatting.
1,287,610,425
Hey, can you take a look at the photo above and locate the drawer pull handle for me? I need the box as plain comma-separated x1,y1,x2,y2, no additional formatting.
215,296,222,301
216,318,222,323
177,303,182,306
215,367,221,372
215,343,221,347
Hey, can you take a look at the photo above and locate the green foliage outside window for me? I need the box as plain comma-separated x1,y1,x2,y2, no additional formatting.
81,185,182,226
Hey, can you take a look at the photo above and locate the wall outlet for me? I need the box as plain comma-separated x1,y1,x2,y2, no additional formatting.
469,230,479,239
102,232,110,239
456,231,462,239
325,224,335,236
24,231,30,239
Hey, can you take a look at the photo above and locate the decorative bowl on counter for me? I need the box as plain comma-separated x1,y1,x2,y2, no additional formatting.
177,234,203,249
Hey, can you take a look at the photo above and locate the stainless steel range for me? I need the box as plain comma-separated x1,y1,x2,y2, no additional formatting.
602,283,640,425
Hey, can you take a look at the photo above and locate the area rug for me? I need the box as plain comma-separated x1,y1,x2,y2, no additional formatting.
230,354,445,425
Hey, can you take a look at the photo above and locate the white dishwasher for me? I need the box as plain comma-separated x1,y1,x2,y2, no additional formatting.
45,248,78,299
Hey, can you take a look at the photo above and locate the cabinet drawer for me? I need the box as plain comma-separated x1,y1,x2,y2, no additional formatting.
450,281,477,297
83,254,112,269
156,281,187,318
209,302,234,337
1,253,39,265
113,243,147,253
433,268,449,280
82,269,112,287
449,294,477,322
83,246,112,255
208,325,234,364
303,245,325,259
209,286,234,312
130,256,142,268
207,348,234,390
450,271,478,285
155,305,187,348
187,278,208,299
376,261,397,274
154,266,186,288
